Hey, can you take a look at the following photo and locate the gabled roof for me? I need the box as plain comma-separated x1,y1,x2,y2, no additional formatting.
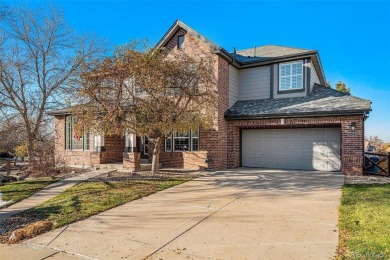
231,45,317,63
155,20,220,52
155,20,325,84
225,84,372,119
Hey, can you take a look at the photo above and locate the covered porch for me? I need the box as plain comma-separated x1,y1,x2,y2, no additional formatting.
92,133,151,171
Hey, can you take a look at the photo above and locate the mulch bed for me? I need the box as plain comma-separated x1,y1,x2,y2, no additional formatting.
345,175,390,185
0,218,53,244
88,169,207,182
11,166,91,181
0,214,42,239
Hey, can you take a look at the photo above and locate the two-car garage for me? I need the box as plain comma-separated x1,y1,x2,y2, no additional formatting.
241,128,341,171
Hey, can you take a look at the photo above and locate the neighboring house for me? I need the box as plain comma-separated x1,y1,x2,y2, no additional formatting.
364,142,377,153
48,20,372,175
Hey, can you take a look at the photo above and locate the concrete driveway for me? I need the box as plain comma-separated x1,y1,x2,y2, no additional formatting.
1,168,344,259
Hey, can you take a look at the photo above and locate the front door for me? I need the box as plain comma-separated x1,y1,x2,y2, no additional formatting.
142,136,148,156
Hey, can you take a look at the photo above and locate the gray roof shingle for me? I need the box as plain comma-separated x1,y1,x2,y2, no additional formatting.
231,45,316,63
225,84,371,119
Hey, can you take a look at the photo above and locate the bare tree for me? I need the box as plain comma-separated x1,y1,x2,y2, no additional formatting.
365,136,386,153
0,116,25,155
0,5,102,167
76,41,217,174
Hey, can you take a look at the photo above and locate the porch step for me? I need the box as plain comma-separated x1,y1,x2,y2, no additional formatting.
140,163,162,171
99,163,123,170
99,162,162,171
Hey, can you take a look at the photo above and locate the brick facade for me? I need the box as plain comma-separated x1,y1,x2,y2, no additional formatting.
157,25,230,171
53,24,367,175
159,151,208,170
54,115,97,167
123,152,141,171
157,28,366,175
226,115,365,175
54,115,124,167
100,135,125,164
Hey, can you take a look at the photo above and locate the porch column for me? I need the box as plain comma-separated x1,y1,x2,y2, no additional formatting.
94,134,105,152
124,131,140,171
125,132,137,153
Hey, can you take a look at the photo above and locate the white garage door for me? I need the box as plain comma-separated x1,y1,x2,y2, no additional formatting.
242,128,341,171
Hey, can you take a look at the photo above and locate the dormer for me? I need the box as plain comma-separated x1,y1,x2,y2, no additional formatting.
224,45,326,107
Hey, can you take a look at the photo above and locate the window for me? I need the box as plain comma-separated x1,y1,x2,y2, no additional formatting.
165,135,172,151
178,35,185,49
174,131,190,151
165,129,199,152
191,129,199,151
65,115,90,151
65,116,72,150
279,61,303,91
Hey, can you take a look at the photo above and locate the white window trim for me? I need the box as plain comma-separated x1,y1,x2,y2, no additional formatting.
278,60,304,91
173,132,190,152
166,129,199,152
165,136,172,152
65,115,90,151
191,137,199,151
178,35,185,49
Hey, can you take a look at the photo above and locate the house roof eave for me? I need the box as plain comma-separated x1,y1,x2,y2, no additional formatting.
224,110,371,121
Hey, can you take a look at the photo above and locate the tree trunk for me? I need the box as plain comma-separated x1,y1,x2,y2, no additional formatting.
27,137,35,170
151,137,161,174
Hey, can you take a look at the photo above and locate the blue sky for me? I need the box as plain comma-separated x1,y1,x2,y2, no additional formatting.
7,0,390,141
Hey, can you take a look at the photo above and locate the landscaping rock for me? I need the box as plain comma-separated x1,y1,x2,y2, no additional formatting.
0,175,17,185
345,175,390,184
88,170,206,182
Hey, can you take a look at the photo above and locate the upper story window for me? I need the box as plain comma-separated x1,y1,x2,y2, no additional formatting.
279,61,303,91
178,35,185,49
65,115,90,151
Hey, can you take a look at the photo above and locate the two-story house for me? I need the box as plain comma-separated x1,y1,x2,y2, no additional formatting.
48,20,371,175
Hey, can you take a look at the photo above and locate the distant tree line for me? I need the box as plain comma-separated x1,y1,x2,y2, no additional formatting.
326,81,351,94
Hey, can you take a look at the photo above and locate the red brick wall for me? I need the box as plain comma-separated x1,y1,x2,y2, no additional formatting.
101,135,125,163
54,116,125,167
157,25,233,170
226,115,365,175
215,56,230,169
54,115,98,167
159,151,208,170
123,152,141,171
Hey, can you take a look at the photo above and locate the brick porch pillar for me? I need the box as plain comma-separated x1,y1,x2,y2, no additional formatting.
123,152,141,171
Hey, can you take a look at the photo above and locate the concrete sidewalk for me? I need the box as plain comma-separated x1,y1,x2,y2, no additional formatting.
1,168,344,260
0,169,112,222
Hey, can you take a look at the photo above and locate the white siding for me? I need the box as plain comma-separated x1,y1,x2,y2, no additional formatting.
238,66,270,101
228,65,239,107
310,62,321,92
273,63,307,99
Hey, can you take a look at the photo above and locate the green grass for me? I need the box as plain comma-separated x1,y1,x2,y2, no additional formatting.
20,178,190,228
0,178,59,208
339,184,390,259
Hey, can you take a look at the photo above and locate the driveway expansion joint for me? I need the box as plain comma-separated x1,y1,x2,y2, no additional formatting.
144,187,254,259
44,225,69,247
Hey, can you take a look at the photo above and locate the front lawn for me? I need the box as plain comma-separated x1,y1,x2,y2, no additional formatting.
339,184,390,259
0,175,193,244
0,178,59,208
23,178,190,228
